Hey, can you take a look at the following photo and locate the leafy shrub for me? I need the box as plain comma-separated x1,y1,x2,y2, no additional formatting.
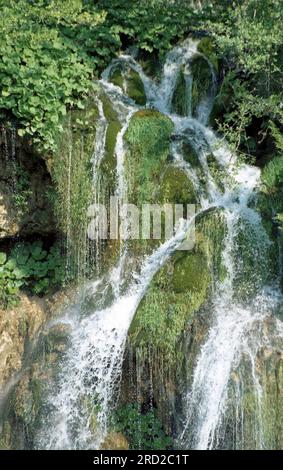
0,252,26,308
0,241,65,308
0,0,97,151
114,404,172,450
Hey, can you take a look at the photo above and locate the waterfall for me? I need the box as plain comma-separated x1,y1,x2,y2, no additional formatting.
35,38,282,450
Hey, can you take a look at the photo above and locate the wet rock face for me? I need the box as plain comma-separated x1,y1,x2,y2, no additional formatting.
0,294,46,386
0,127,55,239
0,320,72,449
0,290,71,388
100,432,129,450
222,320,283,450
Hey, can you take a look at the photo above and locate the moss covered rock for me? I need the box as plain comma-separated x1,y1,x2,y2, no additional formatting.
181,139,199,168
124,109,174,205
128,208,226,366
159,165,196,205
171,66,191,117
109,64,146,106
190,55,212,117
225,332,283,450
100,93,121,195
121,209,226,435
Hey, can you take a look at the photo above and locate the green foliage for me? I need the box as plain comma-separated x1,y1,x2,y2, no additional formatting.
0,0,203,151
114,404,172,450
205,0,283,156
261,122,283,230
0,241,65,308
91,0,199,55
0,0,96,151
0,252,24,308
261,156,283,196
209,0,282,79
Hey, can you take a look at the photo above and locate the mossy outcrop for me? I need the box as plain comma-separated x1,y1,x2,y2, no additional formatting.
124,109,174,205
159,165,196,205
101,432,129,450
100,93,121,195
128,209,226,365
171,41,217,120
122,109,198,261
190,55,213,117
171,67,191,117
181,139,199,168
109,63,146,105
121,209,226,434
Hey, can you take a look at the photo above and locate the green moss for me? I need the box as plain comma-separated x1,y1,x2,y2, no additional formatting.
159,165,196,204
182,140,199,167
129,209,226,366
110,66,124,89
207,154,227,192
232,216,277,302
171,67,189,116
125,109,174,205
109,64,146,105
0,422,12,450
190,56,212,116
99,93,122,198
172,252,208,293
129,255,209,364
228,354,283,449
261,357,283,448
13,375,42,428
101,92,122,166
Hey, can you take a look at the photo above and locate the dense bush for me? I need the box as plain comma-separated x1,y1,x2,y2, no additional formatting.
0,0,97,151
206,0,282,156
0,241,65,308
114,404,172,450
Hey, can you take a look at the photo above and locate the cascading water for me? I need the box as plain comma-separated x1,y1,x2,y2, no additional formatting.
35,38,282,450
